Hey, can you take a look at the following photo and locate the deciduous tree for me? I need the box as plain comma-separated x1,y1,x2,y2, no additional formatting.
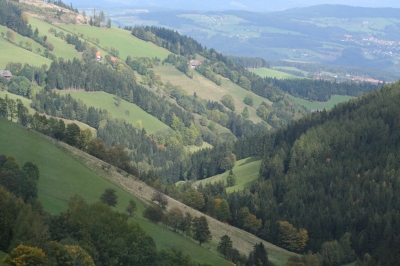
3,244,46,266
143,205,163,223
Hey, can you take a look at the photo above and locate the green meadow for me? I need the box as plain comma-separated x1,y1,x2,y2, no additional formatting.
0,37,50,69
56,90,170,134
250,67,304,79
290,94,354,111
58,24,170,60
154,64,270,123
196,157,262,193
0,118,228,265
184,142,213,153
28,17,81,61
0,24,49,62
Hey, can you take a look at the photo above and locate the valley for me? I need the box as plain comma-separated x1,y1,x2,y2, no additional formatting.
1,0,399,265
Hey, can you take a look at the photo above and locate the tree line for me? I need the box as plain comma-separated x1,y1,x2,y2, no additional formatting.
265,77,379,101
46,0,78,13
227,55,269,69
141,189,270,266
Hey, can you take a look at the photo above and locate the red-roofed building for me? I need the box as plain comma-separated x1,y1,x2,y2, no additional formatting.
96,52,102,61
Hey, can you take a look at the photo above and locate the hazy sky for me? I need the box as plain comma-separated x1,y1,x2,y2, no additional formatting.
72,0,400,10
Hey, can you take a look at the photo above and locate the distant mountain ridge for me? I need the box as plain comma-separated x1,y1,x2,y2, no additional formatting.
70,0,400,11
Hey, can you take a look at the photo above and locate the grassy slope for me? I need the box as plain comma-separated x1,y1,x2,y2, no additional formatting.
0,24,48,59
154,64,270,123
0,118,228,265
250,67,304,79
59,24,170,60
196,157,262,193
0,91,35,113
289,94,354,111
185,142,213,153
0,37,50,69
56,90,170,134
0,91,95,133
28,17,81,61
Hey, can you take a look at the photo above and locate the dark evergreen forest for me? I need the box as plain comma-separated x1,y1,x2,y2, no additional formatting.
177,81,400,265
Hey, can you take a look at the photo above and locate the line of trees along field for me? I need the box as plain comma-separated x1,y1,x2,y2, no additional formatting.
0,0,56,54
173,82,400,266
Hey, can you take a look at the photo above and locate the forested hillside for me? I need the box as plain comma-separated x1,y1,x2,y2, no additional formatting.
178,81,400,265
2,0,400,265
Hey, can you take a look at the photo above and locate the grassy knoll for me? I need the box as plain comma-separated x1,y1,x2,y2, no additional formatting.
290,94,354,111
28,17,81,61
196,157,262,193
58,24,170,60
0,118,229,265
250,67,304,79
57,90,170,134
154,64,270,123
0,37,50,68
